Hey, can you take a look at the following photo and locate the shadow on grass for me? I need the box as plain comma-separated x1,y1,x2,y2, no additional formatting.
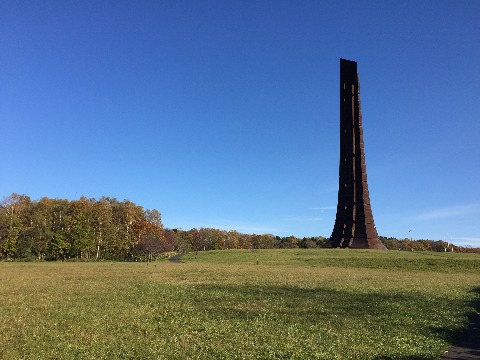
190,284,418,321
374,287,480,360
182,284,480,359
438,287,480,359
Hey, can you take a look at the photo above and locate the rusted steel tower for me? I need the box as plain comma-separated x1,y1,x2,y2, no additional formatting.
324,59,386,249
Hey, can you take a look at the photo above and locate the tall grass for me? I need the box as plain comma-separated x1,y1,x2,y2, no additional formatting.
1,249,479,359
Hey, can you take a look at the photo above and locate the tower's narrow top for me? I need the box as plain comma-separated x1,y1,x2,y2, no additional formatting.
340,58,358,79
340,58,357,65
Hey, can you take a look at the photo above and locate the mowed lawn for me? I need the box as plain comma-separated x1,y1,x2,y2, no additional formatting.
1,249,479,359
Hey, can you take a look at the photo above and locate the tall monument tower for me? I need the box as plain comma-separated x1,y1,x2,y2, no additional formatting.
324,59,386,249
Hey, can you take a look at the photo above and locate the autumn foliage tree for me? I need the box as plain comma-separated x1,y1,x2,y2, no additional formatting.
0,194,167,261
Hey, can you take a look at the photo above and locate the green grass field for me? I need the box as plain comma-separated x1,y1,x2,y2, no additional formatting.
1,249,479,359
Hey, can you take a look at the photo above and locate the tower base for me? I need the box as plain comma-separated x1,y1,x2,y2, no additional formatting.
323,237,387,249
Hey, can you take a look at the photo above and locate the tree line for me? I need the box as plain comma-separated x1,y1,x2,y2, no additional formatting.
1,193,478,261
166,230,478,253
379,236,479,253
0,193,167,261
164,228,326,253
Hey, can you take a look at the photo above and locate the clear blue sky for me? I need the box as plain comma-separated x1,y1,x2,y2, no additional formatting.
1,1,479,246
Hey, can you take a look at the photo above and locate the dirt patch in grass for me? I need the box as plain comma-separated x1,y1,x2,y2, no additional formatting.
168,253,185,263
